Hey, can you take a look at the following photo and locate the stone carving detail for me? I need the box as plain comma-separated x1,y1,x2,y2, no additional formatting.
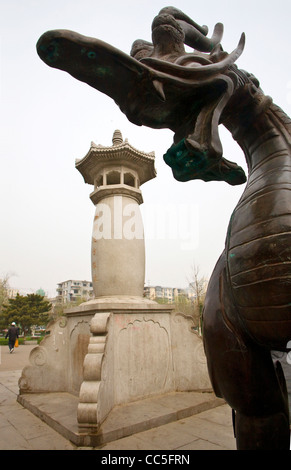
171,312,211,390
29,346,47,367
116,319,171,401
77,312,111,428
69,320,91,393
59,316,67,328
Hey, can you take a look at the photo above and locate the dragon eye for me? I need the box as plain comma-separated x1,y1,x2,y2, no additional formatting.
87,51,96,59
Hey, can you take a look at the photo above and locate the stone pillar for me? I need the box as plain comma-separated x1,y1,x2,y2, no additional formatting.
75,130,156,299
91,181,145,298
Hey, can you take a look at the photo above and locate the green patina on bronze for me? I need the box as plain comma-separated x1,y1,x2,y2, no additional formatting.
164,138,246,185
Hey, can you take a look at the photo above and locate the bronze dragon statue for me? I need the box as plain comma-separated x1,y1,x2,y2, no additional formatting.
37,7,291,449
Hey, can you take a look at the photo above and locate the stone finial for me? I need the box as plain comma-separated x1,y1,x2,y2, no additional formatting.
112,129,123,146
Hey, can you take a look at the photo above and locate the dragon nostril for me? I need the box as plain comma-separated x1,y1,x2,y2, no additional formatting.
36,31,62,64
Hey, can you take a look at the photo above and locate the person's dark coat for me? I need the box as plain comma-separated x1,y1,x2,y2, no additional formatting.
5,326,19,341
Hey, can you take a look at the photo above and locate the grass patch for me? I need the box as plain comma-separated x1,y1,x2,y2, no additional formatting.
0,336,44,346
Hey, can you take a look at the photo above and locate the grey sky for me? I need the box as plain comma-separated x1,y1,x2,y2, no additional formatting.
0,0,290,297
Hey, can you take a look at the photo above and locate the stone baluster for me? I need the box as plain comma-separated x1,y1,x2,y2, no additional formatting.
77,312,111,429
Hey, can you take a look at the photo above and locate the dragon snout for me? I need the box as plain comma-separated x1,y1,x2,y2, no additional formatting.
37,29,77,66
36,30,62,65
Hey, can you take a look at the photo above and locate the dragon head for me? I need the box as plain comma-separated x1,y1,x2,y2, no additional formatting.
37,6,247,185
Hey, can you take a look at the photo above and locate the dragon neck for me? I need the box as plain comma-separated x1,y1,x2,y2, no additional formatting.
222,84,291,178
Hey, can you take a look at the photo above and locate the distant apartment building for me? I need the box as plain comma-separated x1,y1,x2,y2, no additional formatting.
144,285,196,303
7,288,20,298
56,280,94,304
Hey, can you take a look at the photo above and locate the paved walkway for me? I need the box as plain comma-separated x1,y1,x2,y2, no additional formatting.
0,343,237,451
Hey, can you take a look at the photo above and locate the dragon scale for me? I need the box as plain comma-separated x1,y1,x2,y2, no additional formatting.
223,100,291,348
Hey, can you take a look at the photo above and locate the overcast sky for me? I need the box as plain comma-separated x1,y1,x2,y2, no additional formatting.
0,0,290,297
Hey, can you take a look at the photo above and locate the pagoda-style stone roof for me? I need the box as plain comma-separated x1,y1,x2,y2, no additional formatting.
76,130,156,185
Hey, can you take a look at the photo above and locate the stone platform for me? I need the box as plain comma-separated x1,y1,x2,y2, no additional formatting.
17,390,224,447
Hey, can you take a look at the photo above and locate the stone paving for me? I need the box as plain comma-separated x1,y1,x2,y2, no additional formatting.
0,344,237,450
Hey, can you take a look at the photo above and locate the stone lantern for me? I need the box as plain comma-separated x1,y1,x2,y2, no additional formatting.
75,130,156,299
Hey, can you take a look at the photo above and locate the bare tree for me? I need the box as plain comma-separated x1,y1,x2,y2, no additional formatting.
188,264,208,335
0,274,10,314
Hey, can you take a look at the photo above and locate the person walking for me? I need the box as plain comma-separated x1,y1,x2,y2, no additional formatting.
5,322,19,353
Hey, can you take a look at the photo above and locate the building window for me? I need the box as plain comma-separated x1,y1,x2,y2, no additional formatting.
106,170,120,185
124,172,135,187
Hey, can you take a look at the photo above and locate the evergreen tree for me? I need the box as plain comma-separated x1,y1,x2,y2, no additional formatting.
0,293,52,334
